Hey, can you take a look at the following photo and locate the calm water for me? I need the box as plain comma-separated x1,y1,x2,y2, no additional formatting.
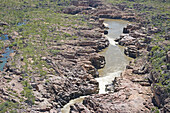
96,19,131,94
62,19,131,112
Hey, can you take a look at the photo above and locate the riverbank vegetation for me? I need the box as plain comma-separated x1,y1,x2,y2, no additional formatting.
0,0,169,112
107,0,170,108
0,0,92,112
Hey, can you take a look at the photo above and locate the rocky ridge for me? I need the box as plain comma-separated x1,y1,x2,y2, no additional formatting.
0,0,169,112
0,15,109,112
67,0,169,112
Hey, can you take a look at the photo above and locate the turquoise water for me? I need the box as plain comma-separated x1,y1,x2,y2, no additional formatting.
17,20,26,26
0,35,14,71
0,34,8,40
17,22,26,26
0,21,25,71
0,47,14,71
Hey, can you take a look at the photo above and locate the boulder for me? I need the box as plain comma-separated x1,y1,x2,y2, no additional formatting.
104,30,108,35
123,27,129,33
124,45,139,58
37,99,53,112
90,54,105,69
136,41,147,49
83,64,99,77
118,35,136,46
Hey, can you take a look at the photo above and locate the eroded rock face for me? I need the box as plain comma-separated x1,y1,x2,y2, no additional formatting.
115,23,153,59
151,83,170,113
70,74,154,113
70,57,155,112
118,34,136,46
62,0,144,60
71,0,103,7
65,1,169,112
149,69,170,113
62,0,138,22
124,45,139,58
90,54,105,69
1,16,109,112
1,0,169,112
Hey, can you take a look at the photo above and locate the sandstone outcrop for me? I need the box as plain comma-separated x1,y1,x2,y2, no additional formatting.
70,59,154,112
1,0,169,112
65,1,170,112
0,14,109,112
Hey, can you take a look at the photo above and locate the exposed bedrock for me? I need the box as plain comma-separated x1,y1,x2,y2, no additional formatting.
70,76,154,112
66,1,169,112
62,0,138,22
70,56,156,112
0,17,109,112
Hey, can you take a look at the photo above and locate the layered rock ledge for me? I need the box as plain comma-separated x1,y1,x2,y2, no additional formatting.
67,0,169,112
0,16,109,112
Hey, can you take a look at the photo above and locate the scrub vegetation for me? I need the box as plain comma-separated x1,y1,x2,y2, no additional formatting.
0,0,169,112
107,0,170,95
0,0,92,112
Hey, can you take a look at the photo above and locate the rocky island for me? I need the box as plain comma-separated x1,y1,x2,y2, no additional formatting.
0,0,169,113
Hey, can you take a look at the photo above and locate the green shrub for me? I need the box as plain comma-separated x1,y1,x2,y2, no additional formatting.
0,101,19,113
21,80,35,105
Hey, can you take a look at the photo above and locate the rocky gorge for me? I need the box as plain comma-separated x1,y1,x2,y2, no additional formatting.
69,19,156,113
0,0,169,113
0,17,109,112
63,0,169,112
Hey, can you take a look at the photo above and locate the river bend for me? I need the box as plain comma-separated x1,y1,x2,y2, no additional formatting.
61,19,131,113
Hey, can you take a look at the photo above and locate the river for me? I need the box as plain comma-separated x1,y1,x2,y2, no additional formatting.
0,34,14,71
61,19,131,113
0,22,25,71
96,19,131,94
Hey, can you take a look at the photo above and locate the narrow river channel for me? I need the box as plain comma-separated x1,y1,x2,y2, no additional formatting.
0,34,14,71
96,19,131,94
0,22,25,71
61,19,131,113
